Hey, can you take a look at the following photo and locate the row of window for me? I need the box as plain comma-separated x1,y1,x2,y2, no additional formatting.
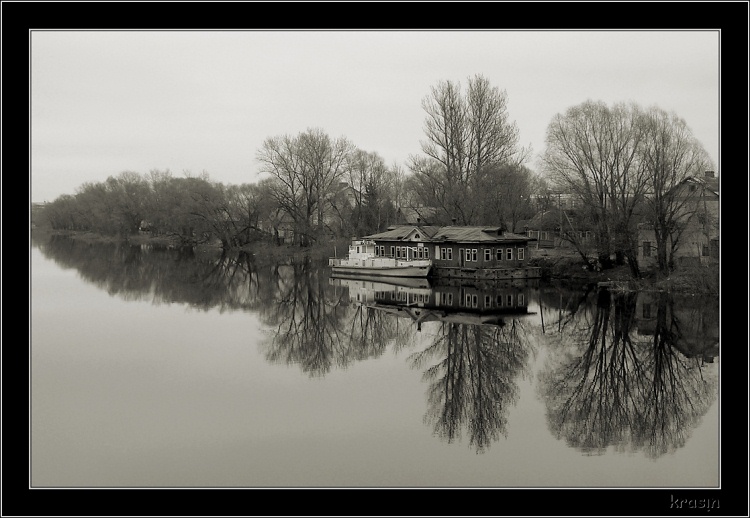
375,244,525,261
451,247,524,262
460,293,526,308
373,291,526,307
375,246,431,260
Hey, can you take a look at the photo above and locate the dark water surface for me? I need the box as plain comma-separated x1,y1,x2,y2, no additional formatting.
30,237,720,488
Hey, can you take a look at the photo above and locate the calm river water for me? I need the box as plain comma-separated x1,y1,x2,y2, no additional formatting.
30,236,720,488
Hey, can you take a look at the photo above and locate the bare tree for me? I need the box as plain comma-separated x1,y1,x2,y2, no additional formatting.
639,107,714,273
542,100,650,275
410,74,529,225
256,128,354,246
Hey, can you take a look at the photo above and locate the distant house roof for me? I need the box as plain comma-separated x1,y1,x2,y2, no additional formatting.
683,173,719,197
525,209,564,230
396,206,439,225
364,225,442,241
431,226,529,243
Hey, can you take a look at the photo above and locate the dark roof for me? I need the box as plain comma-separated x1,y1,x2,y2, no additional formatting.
396,206,439,224
431,226,529,243
688,175,719,196
526,209,564,230
364,225,441,241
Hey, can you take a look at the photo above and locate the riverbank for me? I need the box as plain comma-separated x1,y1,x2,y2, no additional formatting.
32,229,718,295
527,247,719,295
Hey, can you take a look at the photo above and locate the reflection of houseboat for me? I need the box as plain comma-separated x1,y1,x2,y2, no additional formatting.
328,239,432,278
330,276,535,328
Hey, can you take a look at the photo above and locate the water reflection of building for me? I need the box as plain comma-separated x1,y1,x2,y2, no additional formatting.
635,291,719,363
329,275,536,329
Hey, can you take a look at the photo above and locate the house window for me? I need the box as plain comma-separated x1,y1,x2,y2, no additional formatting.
507,294,513,306
465,294,472,306
375,246,380,256
396,247,401,259
485,295,492,307
414,234,420,239
484,248,492,261
472,294,478,307
380,246,385,256
390,246,395,257
417,248,423,259
441,248,446,260
424,248,429,259
518,248,525,260
465,249,471,262
496,248,503,261
518,293,525,305
471,249,478,261
496,295,503,306
447,248,452,260
506,248,513,260
643,241,651,257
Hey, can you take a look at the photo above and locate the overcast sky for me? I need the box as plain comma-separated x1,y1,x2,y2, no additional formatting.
30,30,719,203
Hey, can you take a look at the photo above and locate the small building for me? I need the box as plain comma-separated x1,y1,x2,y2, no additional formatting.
638,171,719,271
428,226,531,268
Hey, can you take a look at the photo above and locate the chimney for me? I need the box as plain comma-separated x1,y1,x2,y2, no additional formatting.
451,218,457,225
704,171,715,179
416,217,421,224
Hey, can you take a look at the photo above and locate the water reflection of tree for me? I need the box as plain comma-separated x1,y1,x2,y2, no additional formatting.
36,236,406,377
347,304,416,354
261,261,364,376
539,289,718,458
409,319,533,453
630,291,718,458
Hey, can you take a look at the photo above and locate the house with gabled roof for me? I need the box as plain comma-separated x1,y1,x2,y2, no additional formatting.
638,170,719,270
363,225,442,261
429,226,532,270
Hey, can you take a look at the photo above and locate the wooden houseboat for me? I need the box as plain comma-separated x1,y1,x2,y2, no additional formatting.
363,225,541,281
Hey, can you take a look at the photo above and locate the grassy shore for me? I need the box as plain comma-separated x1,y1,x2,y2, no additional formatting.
527,247,719,295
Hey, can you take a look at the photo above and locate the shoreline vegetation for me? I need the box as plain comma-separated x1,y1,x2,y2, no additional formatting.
31,228,719,296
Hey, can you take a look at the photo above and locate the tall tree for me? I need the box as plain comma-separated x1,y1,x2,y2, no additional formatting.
257,128,354,246
410,74,529,225
341,150,399,235
542,100,649,275
639,107,714,273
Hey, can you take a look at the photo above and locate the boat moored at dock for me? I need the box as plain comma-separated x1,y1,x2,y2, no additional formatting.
328,239,433,278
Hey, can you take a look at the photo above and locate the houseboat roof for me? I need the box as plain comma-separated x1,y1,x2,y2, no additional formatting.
364,225,442,241
431,226,530,243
